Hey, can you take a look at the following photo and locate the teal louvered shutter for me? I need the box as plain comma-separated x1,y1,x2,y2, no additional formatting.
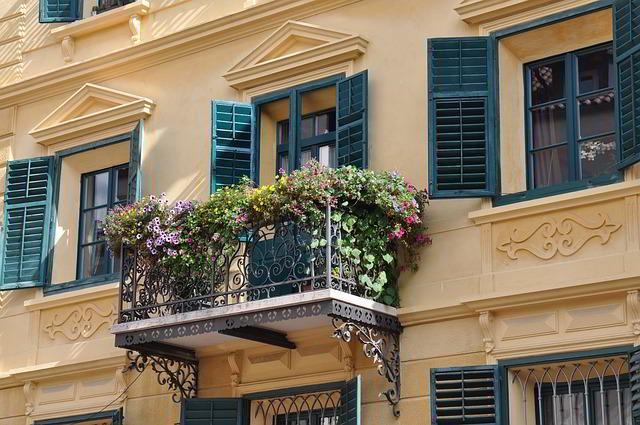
615,0,640,169
430,365,501,425
128,121,143,203
211,101,255,193
631,347,640,425
340,376,361,425
1,157,55,290
39,0,80,23
181,398,245,425
111,408,123,425
336,71,368,168
428,37,496,198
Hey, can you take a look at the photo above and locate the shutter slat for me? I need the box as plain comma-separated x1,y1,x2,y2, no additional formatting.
1,157,54,290
336,71,368,169
181,398,244,425
40,0,79,23
340,375,361,425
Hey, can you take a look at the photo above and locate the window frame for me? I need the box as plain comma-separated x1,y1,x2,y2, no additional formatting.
252,74,344,181
523,42,619,192
33,408,121,425
76,163,128,281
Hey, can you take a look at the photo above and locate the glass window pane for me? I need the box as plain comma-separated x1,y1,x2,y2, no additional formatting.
83,172,109,208
579,135,617,179
82,207,108,244
278,120,289,145
114,167,129,203
301,117,314,139
533,145,569,188
531,103,567,149
579,91,615,138
318,145,337,168
279,153,289,173
316,110,336,135
79,243,109,279
531,60,565,105
578,47,614,94
594,388,632,425
300,149,313,166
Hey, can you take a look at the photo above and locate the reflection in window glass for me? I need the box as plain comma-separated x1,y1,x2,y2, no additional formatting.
578,47,614,94
530,60,565,105
533,145,569,188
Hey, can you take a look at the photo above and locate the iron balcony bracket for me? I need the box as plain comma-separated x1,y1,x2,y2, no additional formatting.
331,317,401,418
127,345,198,403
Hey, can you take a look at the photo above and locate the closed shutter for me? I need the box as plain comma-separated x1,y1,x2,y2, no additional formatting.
211,101,255,193
1,157,55,290
430,365,501,425
39,0,80,23
336,71,368,168
630,347,640,425
615,0,640,169
428,37,496,198
340,375,361,425
128,121,143,203
181,398,245,425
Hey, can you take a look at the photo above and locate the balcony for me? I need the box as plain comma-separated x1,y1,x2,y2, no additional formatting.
96,0,136,14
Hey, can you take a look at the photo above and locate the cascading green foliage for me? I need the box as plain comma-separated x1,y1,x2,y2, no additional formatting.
103,162,430,306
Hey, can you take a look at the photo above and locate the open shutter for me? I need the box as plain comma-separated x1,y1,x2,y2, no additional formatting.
430,365,501,425
631,347,640,425
128,121,143,203
211,101,255,193
336,71,368,168
1,157,55,290
111,408,123,425
428,37,496,198
39,0,80,23
615,0,640,169
340,375,361,425
181,398,245,425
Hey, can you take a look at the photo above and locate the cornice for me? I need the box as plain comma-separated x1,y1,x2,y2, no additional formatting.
0,0,362,107
24,282,119,312
453,0,559,24
224,35,367,89
50,0,150,41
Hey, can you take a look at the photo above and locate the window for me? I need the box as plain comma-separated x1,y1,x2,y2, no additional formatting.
526,43,616,190
33,408,122,425
77,164,128,280
274,410,338,425
96,0,135,14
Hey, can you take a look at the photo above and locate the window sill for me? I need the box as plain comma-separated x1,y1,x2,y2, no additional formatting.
469,175,637,225
43,273,120,297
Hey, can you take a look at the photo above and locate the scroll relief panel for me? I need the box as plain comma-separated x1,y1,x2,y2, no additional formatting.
492,202,625,271
39,301,118,345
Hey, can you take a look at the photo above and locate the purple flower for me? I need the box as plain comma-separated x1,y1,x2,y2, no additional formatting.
151,249,157,255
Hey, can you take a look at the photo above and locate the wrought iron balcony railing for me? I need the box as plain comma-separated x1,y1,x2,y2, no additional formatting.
96,0,135,14
117,205,374,324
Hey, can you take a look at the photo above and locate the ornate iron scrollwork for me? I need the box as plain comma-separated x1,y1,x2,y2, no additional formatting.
127,350,198,403
331,318,401,418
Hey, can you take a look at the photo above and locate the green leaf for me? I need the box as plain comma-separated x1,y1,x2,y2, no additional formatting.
332,212,342,222
359,275,372,285
310,239,319,249
377,271,387,285
342,201,349,206
382,253,393,263
365,254,375,263
351,248,361,258
319,238,327,247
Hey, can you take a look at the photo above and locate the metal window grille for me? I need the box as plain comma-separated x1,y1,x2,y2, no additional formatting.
252,390,341,425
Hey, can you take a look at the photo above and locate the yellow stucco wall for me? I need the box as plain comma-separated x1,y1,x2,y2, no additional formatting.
0,0,638,424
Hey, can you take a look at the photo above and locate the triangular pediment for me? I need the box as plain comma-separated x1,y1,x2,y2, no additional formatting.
229,20,362,72
30,83,155,146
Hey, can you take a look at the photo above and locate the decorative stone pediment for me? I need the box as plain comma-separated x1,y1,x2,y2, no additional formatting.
224,20,367,90
454,0,557,24
29,83,155,146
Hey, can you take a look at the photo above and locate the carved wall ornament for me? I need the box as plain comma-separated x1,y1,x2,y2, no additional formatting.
627,291,640,340
43,303,117,341
24,381,36,416
129,14,141,44
61,36,74,63
478,311,495,353
228,352,240,389
497,213,622,260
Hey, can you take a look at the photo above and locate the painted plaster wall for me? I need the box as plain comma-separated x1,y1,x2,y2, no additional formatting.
1,0,640,424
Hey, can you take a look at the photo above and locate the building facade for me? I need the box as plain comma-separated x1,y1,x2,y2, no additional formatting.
0,0,639,424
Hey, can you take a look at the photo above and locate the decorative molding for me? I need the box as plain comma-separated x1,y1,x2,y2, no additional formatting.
454,0,557,24
24,282,119,311
338,340,354,375
497,213,621,260
247,351,291,369
29,83,154,146
628,291,640,343
478,311,495,353
51,1,150,63
0,0,363,107
565,303,626,333
224,20,368,89
24,381,36,416
228,352,241,389
43,303,117,341
626,195,640,251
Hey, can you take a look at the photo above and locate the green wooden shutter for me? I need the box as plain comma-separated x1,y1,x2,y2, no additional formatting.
615,0,640,169
181,398,245,425
428,37,496,198
430,365,501,425
211,101,255,193
630,347,640,425
111,408,123,425
39,0,80,23
128,121,143,203
1,157,55,290
340,375,361,425
336,71,368,168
